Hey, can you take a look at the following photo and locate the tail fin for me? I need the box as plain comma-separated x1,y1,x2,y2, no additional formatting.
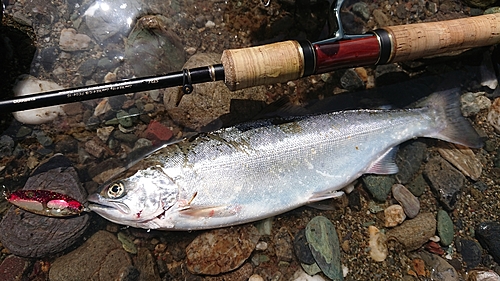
420,89,483,148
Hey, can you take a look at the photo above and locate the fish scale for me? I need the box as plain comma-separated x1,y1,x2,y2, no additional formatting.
88,90,482,230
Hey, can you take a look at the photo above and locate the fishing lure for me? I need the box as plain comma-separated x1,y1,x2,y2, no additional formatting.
5,189,85,217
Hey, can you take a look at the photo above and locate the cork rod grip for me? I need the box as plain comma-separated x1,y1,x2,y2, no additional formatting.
382,13,500,63
221,41,305,91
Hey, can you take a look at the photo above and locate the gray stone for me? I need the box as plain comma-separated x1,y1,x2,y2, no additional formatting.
392,184,420,219
395,141,427,184
476,221,500,264
424,156,465,211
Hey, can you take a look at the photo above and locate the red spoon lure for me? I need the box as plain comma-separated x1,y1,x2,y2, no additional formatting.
6,189,85,217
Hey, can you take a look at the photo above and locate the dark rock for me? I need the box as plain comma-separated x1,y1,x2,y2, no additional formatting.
78,58,97,77
0,255,31,281
136,248,161,281
458,239,482,269
340,68,365,91
407,174,428,197
362,174,395,202
476,221,500,264
347,189,362,211
0,155,90,258
395,141,427,184
294,229,316,265
49,231,133,281
424,156,465,211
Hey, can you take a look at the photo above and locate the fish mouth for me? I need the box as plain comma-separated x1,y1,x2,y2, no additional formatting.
87,193,131,214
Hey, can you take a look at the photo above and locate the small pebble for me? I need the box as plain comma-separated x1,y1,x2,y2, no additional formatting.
117,232,137,254
436,210,454,246
59,28,92,51
362,175,395,202
384,204,406,227
249,274,265,281
368,225,388,262
420,252,459,281
437,142,483,181
392,184,420,218
468,270,500,281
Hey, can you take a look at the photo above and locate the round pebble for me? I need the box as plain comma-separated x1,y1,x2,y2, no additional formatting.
384,204,406,227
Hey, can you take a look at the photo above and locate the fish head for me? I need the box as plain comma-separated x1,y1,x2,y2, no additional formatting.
87,166,178,227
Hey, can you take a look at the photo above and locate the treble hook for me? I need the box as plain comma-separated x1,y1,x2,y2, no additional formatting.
261,0,271,7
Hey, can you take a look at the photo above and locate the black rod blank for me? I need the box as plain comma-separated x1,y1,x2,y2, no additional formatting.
0,64,225,112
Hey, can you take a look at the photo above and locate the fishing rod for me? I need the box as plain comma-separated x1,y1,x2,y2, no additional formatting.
2,8,500,112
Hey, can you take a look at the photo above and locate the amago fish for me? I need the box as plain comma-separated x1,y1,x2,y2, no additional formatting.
87,90,482,230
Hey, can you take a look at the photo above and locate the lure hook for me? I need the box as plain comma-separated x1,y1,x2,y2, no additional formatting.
261,0,271,7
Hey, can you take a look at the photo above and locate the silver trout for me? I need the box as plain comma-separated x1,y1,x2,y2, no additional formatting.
87,90,482,230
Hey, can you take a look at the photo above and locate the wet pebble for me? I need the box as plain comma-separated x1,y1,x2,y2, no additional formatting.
78,58,98,77
0,255,31,281
437,142,483,181
424,156,465,211
392,184,420,218
15,126,31,138
362,175,395,202
0,155,90,258
185,224,260,275
384,204,406,227
49,230,133,281
437,210,454,246
84,138,107,158
458,239,482,269
274,227,294,262
116,110,134,128
59,28,92,52
305,216,343,280
386,212,436,251
419,251,459,281
476,221,500,264
368,225,388,262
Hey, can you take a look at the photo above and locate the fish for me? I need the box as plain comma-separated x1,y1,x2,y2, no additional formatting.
87,90,482,230
6,189,85,217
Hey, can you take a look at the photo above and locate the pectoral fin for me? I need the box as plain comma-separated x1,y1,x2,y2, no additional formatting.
179,205,240,218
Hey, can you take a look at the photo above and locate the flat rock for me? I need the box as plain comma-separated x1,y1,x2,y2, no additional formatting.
0,155,90,258
49,230,133,281
306,216,343,281
476,221,500,264
386,212,436,251
186,224,260,275
437,142,482,180
424,156,465,211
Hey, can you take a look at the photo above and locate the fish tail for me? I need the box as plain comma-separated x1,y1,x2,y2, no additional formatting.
421,89,483,148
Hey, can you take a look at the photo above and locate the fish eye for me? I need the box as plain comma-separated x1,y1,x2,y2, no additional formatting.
107,182,125,198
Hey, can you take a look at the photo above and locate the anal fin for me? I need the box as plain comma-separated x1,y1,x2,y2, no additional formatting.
366,146,399,174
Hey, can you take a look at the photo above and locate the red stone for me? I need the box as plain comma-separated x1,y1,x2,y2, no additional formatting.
425,241,445,255
144,120,173,143
0,255,31,281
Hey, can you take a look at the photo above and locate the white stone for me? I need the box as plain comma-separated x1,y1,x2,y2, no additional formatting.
368,225,388,262
12,75,66,125
59,28,92,51
291,268,326,281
